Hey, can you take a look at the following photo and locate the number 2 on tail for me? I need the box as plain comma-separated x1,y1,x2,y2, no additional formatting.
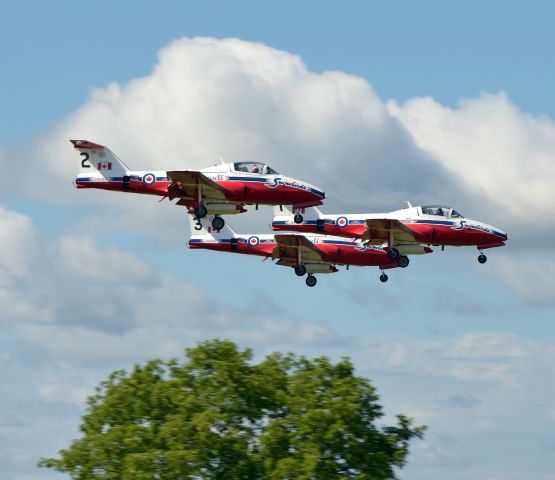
81,152,91,168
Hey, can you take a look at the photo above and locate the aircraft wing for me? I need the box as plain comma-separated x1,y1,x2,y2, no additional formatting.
166,170,233,202
272,234,323,263
361,218,418,245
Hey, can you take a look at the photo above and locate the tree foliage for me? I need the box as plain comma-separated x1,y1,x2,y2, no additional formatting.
39,339,425,479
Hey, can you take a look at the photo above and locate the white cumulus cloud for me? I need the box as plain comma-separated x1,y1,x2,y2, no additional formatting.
387,92,555,240
0,204,343,361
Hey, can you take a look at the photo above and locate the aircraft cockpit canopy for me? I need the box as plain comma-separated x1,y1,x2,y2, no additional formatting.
421,205,464,218
233,161,279,175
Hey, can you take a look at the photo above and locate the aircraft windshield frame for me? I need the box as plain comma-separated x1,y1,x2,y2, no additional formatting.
233,162,279,174
421,205,464,218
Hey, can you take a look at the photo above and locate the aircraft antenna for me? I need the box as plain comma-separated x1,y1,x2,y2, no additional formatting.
405,201,413,208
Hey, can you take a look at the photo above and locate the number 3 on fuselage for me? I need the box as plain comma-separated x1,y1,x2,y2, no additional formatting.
72,140,325,230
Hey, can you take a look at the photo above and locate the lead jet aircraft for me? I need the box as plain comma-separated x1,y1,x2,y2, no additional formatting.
72,140,325,230
272,203,508,264
188,214,432,286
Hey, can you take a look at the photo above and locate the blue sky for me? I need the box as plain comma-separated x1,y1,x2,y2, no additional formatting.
3,1,555,142
1,2,555,479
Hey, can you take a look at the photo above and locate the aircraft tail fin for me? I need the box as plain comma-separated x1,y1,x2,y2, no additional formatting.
71,140,129,178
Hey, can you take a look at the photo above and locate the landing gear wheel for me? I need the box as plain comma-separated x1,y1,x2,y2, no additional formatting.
478,253,487,264
294,214,304,224
306,274,317,287
294,265,307,277
398,255,409,268
211,216,225,231
194,205,208,219
387,247,400,261
379,273,388,283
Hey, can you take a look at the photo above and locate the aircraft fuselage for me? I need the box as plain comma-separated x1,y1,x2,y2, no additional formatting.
188,233,424,269
272,207,508,249
75,169,325,208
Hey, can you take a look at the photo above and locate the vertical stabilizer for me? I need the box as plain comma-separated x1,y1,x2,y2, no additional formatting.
71,140,129,178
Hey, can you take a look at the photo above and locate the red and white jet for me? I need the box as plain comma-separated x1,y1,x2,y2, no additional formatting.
188,214,432,286
272,203,508,265
72,140,325,230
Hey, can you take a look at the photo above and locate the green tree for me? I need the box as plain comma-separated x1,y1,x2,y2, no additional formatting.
40,339,425,479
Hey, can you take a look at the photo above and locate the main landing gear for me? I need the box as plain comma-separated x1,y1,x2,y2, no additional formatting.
293,264,317,287
194,204,208,219
294,214,304,224
305,274,317,287
294,265,307,277
387,247,409,268
387,247,400,261
478,251,487,264
398,255,409,268
211,215,225,231
192,207,225,231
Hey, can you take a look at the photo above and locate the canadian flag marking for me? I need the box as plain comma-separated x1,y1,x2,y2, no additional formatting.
97,162,112,170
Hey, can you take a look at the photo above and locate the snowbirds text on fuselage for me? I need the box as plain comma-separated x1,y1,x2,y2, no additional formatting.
188,214,432,287
72,140,325,230
272,203,508,264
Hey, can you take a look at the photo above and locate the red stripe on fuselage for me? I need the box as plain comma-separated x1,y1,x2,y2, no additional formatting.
218,181,323,206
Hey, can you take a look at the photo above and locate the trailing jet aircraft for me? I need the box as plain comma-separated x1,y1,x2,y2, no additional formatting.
188,214,432,286
72,140,325,230
272,203,508,264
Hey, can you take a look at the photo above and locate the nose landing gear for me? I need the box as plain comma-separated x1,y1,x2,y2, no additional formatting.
379,270,388,283
478,252,487,264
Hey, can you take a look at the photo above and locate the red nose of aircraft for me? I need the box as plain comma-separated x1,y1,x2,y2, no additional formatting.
272,177,325,207
474,221,508,248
